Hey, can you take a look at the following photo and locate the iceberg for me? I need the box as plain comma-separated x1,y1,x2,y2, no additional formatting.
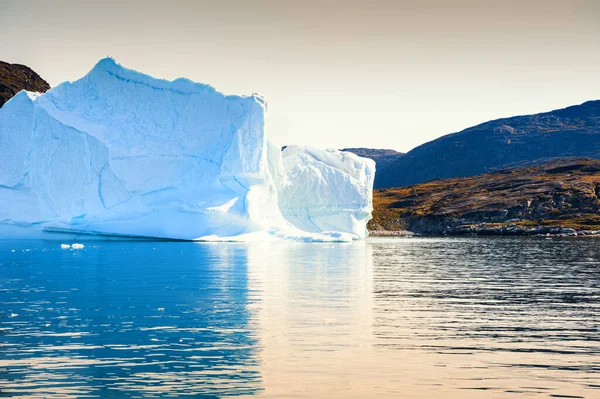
0,58,374,241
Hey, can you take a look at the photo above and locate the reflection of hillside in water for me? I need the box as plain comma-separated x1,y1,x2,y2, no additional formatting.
0,241,263,398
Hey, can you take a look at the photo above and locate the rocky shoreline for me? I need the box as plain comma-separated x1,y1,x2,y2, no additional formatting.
369,224,600,237
436,224,600,236
368,229,415,237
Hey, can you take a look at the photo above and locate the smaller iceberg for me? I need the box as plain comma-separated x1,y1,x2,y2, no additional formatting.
277,145,375,237
0,58,375,241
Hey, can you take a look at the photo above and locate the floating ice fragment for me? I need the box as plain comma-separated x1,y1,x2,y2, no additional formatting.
72,243,85,249
60,244,71,249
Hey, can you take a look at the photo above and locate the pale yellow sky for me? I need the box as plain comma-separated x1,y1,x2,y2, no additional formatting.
1,0,599,152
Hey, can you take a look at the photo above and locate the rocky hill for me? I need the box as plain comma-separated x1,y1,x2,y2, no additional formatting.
375,100,600,188
341,148,404,170
369,158,600,236
0,61,50,108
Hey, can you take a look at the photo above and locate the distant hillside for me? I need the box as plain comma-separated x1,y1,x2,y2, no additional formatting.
0,61,50,108
370,158,600,235
375,100,600,188
341,148,404,170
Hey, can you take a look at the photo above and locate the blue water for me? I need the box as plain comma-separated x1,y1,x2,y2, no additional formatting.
0,238,599,398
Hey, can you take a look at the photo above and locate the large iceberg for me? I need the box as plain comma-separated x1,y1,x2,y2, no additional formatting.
0,58,374,241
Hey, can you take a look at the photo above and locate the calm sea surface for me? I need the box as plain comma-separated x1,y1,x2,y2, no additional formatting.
0,237,598,398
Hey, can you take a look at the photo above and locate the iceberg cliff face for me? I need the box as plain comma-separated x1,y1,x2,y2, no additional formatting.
0,58,374,241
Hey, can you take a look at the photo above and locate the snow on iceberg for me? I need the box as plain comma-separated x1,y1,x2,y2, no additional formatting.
0,58,375,241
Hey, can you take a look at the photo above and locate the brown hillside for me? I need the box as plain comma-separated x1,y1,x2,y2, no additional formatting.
370,158,600,235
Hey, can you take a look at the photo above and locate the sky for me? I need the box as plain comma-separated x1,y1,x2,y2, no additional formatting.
1,0,599,152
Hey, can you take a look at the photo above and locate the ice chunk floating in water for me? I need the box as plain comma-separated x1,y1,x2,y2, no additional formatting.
0,58,374,241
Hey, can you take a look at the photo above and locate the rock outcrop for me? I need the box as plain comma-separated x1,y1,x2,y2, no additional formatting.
0,61,50,108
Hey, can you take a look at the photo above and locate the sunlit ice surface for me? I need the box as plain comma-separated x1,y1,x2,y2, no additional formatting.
0,237,598,398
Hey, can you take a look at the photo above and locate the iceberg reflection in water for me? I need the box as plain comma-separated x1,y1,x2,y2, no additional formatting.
0,242,264,398
0,238,598,398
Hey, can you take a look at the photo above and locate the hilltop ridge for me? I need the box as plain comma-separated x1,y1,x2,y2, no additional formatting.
376,100,600,188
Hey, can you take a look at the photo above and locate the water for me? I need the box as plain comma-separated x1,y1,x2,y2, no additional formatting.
0,237,598,398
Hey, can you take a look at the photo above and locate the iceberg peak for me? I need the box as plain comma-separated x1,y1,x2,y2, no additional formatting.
0,59,374,241
91,56,120,72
